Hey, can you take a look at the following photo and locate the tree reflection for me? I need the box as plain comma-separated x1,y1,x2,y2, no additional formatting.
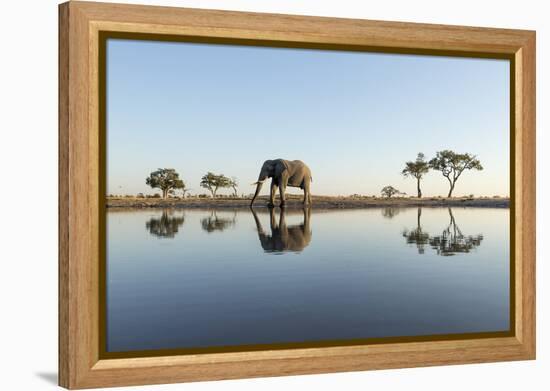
250,207,312,253
201,210,236,233
429,209,483,256
403,208,483,256
402,208,430,254
145,210,185,238
382,207,401,219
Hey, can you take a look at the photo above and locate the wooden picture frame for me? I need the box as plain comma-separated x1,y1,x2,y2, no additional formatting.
59,1,536,389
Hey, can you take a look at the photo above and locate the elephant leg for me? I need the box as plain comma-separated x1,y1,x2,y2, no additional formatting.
303,180,311,205
268,181,277,207
279,184,287,206
279,177,288,207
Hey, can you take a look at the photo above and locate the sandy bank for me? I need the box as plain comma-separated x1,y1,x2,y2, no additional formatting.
106,196,509,209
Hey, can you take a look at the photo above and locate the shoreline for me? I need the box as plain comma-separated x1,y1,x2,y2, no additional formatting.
106,196,509,209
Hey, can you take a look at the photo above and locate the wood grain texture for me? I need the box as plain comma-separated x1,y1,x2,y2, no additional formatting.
58,1,536,388
76,0,530,54
517,35,536,355
58,3,70,387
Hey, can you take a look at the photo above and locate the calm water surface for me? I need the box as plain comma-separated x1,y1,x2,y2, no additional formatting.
106,207,510,353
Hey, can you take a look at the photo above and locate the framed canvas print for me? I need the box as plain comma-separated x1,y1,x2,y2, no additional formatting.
58,1,536,389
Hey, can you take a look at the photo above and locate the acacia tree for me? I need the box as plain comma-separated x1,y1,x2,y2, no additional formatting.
179,183,189,198
200,172,231,198
145,168,185,199
381,185,403,199
145,211,185,238
429,150,483,197
229,177,239,197
201,211,237,233
429,208,483,256
402,208,430,254
402,152,430,198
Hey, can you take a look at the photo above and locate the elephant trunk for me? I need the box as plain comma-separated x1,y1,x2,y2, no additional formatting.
250,181,264,205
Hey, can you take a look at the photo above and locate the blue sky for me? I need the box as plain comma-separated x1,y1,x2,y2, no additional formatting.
107,39,509,197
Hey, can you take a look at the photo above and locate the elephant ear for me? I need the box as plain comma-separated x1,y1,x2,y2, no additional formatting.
274,160,289,177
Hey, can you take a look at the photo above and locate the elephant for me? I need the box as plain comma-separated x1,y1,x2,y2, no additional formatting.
250,159,312,207
250,207,312,253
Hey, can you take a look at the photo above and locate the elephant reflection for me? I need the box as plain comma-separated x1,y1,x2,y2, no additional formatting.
403,208,483,256
250,207,312,253
145,210,185,238
429,208,483,256
201,211,236,233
